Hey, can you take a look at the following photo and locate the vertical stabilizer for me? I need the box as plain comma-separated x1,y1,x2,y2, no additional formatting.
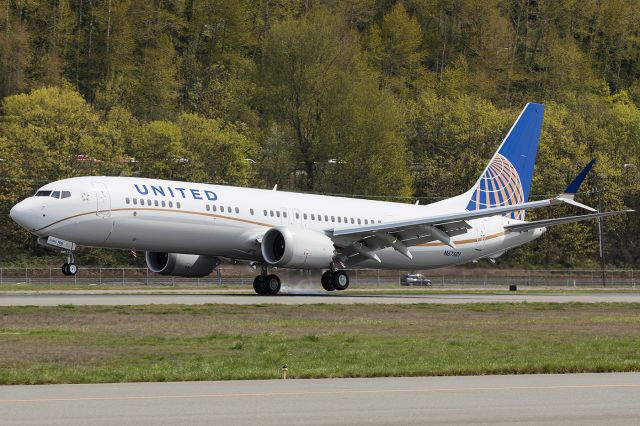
465,103,545,219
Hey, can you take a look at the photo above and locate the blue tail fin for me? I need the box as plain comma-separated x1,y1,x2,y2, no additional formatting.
465,103,545,220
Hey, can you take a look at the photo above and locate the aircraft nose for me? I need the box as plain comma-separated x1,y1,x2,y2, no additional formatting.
9,200,34,230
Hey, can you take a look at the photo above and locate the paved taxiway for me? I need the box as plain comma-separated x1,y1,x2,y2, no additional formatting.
1,290,640,306
1,373,638,425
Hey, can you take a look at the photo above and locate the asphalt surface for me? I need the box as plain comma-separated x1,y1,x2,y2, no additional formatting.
1,290,640,306
1,373,639,425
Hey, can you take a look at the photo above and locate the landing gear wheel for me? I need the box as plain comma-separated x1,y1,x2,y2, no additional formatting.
61,263,70,276
321,271,335,291
67,263,78,276
332,270,349,291
253,275,267,295
265,274,281,295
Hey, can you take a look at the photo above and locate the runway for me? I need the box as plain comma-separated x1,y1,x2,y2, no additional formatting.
1,290,640,306
1,373,638,425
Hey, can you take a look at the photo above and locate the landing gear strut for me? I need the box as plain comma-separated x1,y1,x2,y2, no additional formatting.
321,270,349,291
61,251,77,276
253,265,281,295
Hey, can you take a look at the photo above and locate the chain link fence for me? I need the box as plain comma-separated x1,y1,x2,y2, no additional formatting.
0,267,637,288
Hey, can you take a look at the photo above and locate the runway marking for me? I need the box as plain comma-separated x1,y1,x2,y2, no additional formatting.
1,383,639,404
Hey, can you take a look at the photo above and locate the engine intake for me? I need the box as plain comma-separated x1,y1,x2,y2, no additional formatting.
145,252,219,277
261,226,335,269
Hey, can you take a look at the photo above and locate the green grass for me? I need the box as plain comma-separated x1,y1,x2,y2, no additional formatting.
0,303,639,384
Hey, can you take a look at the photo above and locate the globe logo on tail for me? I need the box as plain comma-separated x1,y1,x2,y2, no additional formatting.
466,154,525,220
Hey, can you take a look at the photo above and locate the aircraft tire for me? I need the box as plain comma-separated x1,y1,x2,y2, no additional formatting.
67,263,78,275
265,274,281,295
253,275,268,295
61,263,70,276
321,271,335,291
332,270,349,291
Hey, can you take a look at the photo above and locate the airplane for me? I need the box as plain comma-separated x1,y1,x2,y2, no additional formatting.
9,103,632,295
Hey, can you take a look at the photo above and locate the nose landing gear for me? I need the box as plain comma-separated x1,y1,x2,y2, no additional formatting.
61,251,77,276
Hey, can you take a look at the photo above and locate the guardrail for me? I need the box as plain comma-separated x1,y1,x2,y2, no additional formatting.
0,267,637,287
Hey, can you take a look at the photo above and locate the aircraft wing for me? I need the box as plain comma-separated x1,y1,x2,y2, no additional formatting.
328,195,589,264
327,159,627,265
504,210,633,232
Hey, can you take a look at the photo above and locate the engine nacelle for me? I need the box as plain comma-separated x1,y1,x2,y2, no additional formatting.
261,226,335,269
145,252,219,277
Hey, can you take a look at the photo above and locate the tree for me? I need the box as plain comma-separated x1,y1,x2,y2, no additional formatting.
130,120,185,180
178,112,256,186
0,4,29,98
368,2,425,93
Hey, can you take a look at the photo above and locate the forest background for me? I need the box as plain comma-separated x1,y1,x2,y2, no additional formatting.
0,0,638,268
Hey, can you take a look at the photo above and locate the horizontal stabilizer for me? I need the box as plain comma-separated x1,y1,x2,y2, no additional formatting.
555,196,597,212
505,210,633,233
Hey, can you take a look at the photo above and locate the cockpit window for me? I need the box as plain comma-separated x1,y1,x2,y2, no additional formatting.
35,190,52,196
61,191,71,199
51,191,61,199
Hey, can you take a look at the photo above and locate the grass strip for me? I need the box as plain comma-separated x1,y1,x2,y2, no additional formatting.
0,303,639,384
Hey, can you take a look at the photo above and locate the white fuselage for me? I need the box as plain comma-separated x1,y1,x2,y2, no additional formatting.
10,176,545,269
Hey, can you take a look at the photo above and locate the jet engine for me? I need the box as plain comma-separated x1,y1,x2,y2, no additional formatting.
261,226,335,269
145,252,219,277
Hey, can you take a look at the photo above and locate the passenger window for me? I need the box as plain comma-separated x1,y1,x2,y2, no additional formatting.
317,215,322,222
139,198,144,205
226,206,230,213
338,217,341,223
220,205,224,211
350,218,354,224
283,212,287,218
311,214,315,220
323,215,327,221
344,217,348,223
51,191,61,199
264,210,267,216
161,200,166,207
133,198,137,205
357,219,361,224
177,202,181,208
331,216,335,222
169,201,173,208
295,213,299,219
147,199,152,206
303,213,307,220
235,207,239,214
270,210,274,217
126,197,130,204
154,200,159,207
206,205,210,211
250,208,254,215
213,205,217,212
276,211,280,218
61,191,71,199
364,219,368,224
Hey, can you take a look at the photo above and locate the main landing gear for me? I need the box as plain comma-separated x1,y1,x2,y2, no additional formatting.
61,251,77,276
321,270,350,291
253,265,281,295
251,266,350,295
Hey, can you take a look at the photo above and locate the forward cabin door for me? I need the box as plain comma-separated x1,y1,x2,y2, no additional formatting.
93,182,111,217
